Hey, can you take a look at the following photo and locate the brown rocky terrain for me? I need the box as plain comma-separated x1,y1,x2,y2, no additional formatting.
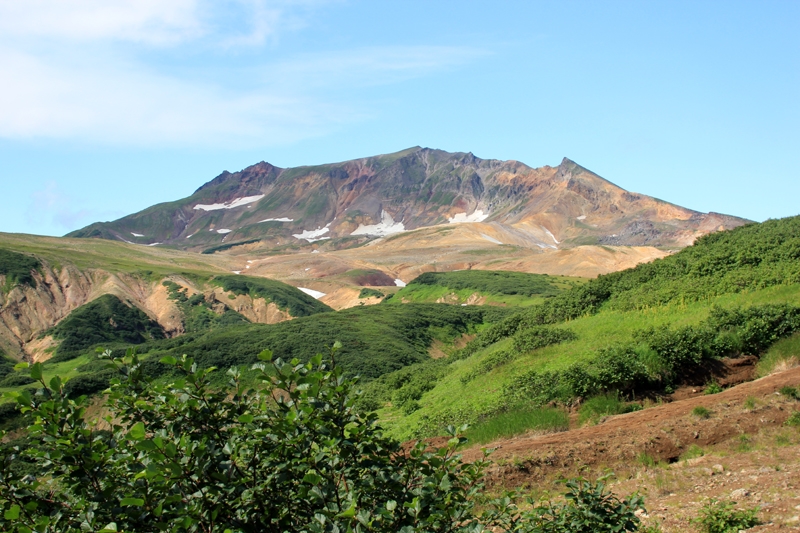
450,364,800,532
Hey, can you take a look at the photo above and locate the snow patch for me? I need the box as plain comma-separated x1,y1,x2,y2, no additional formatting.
193,195,265,211
186,233,196,239
480,233,503,245
231,271,241,274
542,227,560,244
394,279,406,287
259,217,294,223
217,229,232,234
448,210,489,224
146,242,162,247
311,250,320,254
298,287,326,299
131,232,144,237
576,215,587,221
351,210,405,236
293,223,331,242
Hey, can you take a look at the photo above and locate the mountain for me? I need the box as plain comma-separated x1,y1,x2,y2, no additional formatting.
68,147,747,254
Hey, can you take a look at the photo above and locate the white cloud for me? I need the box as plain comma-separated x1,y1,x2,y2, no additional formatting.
0,1,485,147
0,0,204,45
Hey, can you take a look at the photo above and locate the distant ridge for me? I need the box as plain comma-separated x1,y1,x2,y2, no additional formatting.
68,147,748,253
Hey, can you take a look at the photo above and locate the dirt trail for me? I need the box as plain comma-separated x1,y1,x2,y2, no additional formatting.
459,366,800,484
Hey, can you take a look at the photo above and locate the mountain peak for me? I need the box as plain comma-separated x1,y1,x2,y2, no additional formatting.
68,148,748,251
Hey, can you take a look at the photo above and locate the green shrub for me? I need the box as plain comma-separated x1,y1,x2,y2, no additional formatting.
0,373,36,387
779,385,799,399
408,270,563,297
0,249,41,288
693,499,760,533
705,381,723,395
358,287,384,299
47,294,165,362
512,326,577,353
786,411,800,427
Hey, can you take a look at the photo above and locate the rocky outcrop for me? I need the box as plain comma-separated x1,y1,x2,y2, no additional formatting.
0,262,296,362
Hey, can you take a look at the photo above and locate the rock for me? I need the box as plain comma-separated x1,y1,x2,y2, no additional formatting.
712,464,724,474
730,488,750,500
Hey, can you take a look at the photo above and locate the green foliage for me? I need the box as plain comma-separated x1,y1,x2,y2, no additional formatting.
459,216,800,352
408,270,563,297
512,476,645,533
779,385,799,399
162,281,249,333
201,238,261,254
578,393,641,425
502,304,800,408
704,381,723,395
0,350,650,533
48,294,165,363
358,288,385,299
692,499,760,533
213,274,333,317
513,326,578,353
0,249,41,289
692,406,712,419
138,304,494,382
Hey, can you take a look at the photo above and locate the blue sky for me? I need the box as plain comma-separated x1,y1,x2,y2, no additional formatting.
1,0,798,236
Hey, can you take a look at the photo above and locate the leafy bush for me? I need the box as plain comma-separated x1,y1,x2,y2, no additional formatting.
705,381,723,395
692,406,712,419
359,287,385,299
47,294,165,363
0,351,649,533
779,385,799,399
407,270,563,297
163,281,249,333
693,499,760,533
0,249,41,288
786,412,800,427
513,326,577,353
0,373,36,387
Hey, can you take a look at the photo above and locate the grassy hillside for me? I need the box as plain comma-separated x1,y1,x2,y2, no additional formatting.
360,216,800,439
388,270,583,306
47,294,166,363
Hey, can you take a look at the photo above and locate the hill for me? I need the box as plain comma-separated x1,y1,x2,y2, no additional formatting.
0,233,332,361
355,215,800,439
68,148,746,254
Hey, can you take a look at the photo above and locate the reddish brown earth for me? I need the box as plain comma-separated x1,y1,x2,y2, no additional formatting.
446,366,800,531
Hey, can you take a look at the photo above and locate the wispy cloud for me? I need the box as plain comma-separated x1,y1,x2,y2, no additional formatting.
0,0,485,147
27,181,120,231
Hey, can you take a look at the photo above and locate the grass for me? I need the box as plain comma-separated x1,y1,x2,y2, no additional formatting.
680,444,706,461
378,283,800,440
461,405,568,446
692,406,712,419
578,393,640,425
757,331,800,376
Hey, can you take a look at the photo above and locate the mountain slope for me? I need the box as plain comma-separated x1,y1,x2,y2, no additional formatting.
68,148,747,253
